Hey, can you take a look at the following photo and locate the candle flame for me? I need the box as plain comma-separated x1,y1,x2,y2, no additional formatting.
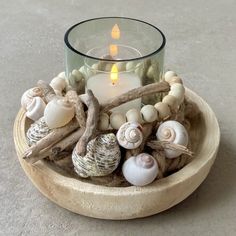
110,64,118,85
111,24,120,39
109,44,118,57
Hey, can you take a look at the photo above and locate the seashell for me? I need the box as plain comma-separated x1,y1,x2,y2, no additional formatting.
162,95,179,110
98,113,110,131
164,71,177,82
126,61,136,71
57,71,66,79
116,122,143,149
26,97,46,121
116,62,126,71
21,87,44,110
44,98,75,128
141,105,158,123
169,83,185,104
26,117,51,146
168,76,183,86
122,153,158,186
156,120,189,158
154,102,171,120
72,133,121,178
110,112,126,130
91,63,99,71
50,76,66,93
79,65,86,76
126,108,143,123
146,66,154,79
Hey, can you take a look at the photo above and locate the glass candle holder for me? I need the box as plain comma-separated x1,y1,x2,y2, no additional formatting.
64,17,166,113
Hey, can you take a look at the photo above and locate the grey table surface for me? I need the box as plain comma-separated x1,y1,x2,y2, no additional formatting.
0,0,236,235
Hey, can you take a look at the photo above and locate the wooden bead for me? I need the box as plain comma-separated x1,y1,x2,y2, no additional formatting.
126,108,143,123
147,66,154,79
141,105,158,122
162,95,179,110
110,112,126,130
164,71,177,82
169,83,185,104
168,76,183,86
154,102,171,120
98,113,110,131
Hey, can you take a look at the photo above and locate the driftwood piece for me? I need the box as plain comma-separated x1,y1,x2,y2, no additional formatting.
37,80,56,102
76,90,100,156
66,90,86,127
147,140,194,157
101,81,170,113
23,119,79,163
125,123,155,159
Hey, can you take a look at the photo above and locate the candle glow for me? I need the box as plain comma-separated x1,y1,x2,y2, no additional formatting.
110,64,118,85
111,24,120,39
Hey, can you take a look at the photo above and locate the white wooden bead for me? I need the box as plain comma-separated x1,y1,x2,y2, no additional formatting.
72,69,84,82
126,108,143,123
162,95,179,110
141,105,158,122
164,71,177,82
147,66,154,79
154,102,171,120
98,113,110,131
169,83,185,104
110,113,126,130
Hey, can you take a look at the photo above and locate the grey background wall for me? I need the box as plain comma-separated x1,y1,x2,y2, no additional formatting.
0,0,236,235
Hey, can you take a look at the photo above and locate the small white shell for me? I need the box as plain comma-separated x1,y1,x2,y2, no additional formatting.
98,113,110,131
116,122,143,149
122,153,158,186
156,120,189,158
50,76,66,92
169,83,185,104
141,105,158,123
72,133,121,178
154,102,171,120
79,66,86,76
110,112,126,130
134,63,143,76
164,71,177,82
21,87,44,110
162,95,179,110
26,117,51,146
91,63,99,71
44,98,75,128
26,97,46,121
126,108,143,123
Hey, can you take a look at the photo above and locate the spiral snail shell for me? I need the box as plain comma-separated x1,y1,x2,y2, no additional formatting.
50,76,66,93
26,117,51,146
21,87,44,110
122,153,159,186
72,133,121,178
116,122,143,149
44,98,75,128
156,120,189,158
26,97,46,121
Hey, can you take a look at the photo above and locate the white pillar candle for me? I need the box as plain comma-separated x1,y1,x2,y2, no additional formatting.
86,72,141,114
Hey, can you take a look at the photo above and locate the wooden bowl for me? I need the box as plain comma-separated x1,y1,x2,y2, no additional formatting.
13,88,220,220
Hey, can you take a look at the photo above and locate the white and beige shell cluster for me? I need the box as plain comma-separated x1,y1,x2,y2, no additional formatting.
22,69,190,187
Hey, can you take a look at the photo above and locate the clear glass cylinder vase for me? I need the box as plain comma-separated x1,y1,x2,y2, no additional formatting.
64,17,166,113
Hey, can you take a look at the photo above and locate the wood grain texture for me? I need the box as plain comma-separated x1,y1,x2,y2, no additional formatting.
13,88,220,220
